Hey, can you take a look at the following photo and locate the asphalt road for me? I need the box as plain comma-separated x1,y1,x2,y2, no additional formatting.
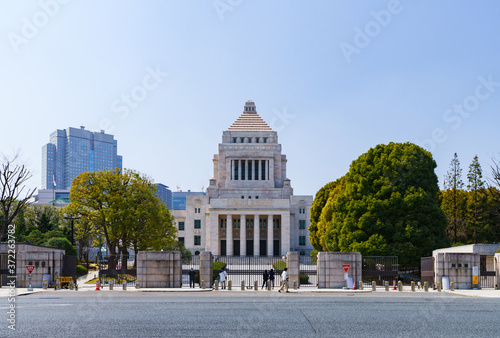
2,291,499,337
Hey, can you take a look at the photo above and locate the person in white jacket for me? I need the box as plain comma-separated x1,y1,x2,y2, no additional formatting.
219,267,227,289
278,268,289,293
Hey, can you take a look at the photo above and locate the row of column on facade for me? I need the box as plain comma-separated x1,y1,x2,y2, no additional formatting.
230,159,270,181
219,214,281,256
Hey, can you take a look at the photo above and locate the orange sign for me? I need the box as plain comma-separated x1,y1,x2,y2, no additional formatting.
472,275,478,285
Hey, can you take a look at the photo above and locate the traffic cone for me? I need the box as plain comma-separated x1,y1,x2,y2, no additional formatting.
95,280,100,291
392,280,397,290
353,280,356,290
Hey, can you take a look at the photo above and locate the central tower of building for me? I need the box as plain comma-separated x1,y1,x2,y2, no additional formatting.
173,101,312,256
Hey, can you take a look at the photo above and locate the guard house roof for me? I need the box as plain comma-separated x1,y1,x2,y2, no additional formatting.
227,100,273,132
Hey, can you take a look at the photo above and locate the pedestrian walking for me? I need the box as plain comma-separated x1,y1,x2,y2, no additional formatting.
269,269,275,289
278,268,289,293
262,270,269,289
189,268,196,288
219,267,227,289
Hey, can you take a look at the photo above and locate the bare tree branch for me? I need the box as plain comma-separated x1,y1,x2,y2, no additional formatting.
0,156,36,241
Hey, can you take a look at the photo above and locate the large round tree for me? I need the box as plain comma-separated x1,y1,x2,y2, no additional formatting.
318,142,449,266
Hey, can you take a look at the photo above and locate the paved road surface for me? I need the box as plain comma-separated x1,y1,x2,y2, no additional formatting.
2,291,499,337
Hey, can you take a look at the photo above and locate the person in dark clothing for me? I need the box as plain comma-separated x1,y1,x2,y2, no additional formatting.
269,269,275,289
189,268,196,288
262,270,269,289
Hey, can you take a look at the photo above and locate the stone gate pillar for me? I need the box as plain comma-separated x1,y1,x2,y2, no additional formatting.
495,253,500,290
317,252,362,288
199,251,213,287
286,252,300,288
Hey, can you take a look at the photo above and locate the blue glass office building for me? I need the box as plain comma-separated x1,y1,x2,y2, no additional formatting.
41,126,122,189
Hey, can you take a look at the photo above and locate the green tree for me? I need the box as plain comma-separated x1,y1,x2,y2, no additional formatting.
69,169,177,269
442,153,467,243
466,155,486,243
308,179,344,250
45,237,77,256
314,142,449,266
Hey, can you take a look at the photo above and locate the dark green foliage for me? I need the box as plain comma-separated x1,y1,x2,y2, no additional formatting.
164,241,192,264
310,249,318,264
299,274,309,285
77,264,88,276
315,142,449,266
45,237,77,256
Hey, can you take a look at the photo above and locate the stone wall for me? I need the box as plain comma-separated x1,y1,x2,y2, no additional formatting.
317,252,362,289
137,251,181,288
1,243,65,288
433,252,480,289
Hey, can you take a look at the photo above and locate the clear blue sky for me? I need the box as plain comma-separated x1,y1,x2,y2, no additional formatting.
2,1,500,195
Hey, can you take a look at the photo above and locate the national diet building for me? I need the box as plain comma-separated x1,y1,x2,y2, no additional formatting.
172,101,313,256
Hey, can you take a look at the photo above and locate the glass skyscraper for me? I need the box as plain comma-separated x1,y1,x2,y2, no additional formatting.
41,126,122,189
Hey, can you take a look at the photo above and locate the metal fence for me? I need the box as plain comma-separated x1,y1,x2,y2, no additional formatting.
99,254,137,286
212,256,285,289
362,256,398,285
181,254,200,287
299,255,317,287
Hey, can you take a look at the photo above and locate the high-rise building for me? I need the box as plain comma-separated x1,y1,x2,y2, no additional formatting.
154,183,173,210
41,126,122,190
171,101,313,256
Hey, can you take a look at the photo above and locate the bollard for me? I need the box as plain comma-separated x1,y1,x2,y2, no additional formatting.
385,281,389,292
398,281,403,292
70,283,74,290
201,280,206,289
123,281,127,291
267,280,271,291
359,281,363,290
372,281,376,291
43,280,48,290
214,280,219,290
109,280,114,290
411,281,415,292
450,282,455,291
424,281,429,292
75,284,78,291
437,282,441,292
228,280,232,290
254,281,258,291
293,280,298,290
241,280,245,291
135,280,140,289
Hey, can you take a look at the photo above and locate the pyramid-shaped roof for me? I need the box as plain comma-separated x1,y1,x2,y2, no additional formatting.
227,100,273,132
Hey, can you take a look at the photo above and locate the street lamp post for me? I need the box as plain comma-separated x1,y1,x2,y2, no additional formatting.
63,215,80,245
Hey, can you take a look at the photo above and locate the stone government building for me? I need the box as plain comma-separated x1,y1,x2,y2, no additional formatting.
172,101,313,256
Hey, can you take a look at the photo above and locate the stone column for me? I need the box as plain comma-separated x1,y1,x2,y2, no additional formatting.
254,215,260,256
267,215,273,256
240,214,246,256
287,251,300,288
281,212,291,255
199,251,213,287
207,212,218,254
227,214,233,256
495,253,500,290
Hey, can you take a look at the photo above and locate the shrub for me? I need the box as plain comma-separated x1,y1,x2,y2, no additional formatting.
273,261,286,271
45,237,77,256
77,264,87,276
299,274,309,285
